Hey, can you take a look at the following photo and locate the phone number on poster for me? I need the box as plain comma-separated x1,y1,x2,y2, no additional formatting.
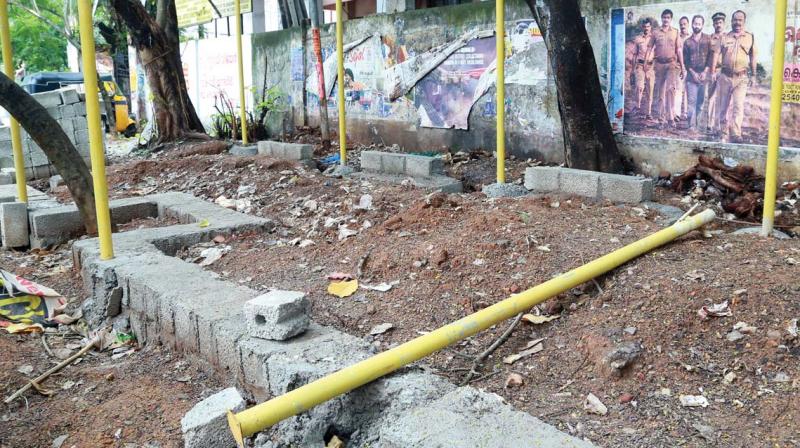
784,83,800,103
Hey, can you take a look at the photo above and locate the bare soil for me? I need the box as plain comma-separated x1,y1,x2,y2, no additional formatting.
4,144,799,447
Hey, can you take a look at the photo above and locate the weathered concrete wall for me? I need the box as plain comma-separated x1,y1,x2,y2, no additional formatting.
251,0,800,180
0,87,94,180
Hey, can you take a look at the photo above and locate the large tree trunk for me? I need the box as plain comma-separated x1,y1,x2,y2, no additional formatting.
0,72,97,234
526,0,624,173
110,0,206,144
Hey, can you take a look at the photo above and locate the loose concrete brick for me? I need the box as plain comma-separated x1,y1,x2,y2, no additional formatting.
281,142,313,161
360,151,383,172
256,140,284,158
245,290,310,340
33,90,62,108
524,166,561,192
559,167,600,198
59,88,80,105
181,388,245,448
0,202,29,248
381,153,406,175
405,155,443,177
599,173,654,203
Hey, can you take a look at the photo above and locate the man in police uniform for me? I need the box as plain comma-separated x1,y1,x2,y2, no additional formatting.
652,9,685,126
712,10,757,143
675,16,691,121
683,15,711,129
632,19,656,118
705,12,726,134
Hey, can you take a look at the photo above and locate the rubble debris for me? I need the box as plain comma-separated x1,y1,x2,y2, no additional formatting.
698,301,732,320
584,393,608,415
369,323,394,335
600,341,642,378
679,395,709,408
505,373,524,388
521,314,559,325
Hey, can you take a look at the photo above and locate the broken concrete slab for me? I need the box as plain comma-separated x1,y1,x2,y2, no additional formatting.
732,227,791,239
245,290,310,341
0,202,28,248
524,166,653,203
181,387,245,448
379,387,595,448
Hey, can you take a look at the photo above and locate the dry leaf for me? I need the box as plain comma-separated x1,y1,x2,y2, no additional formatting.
522,314,559,325
328,280,359,298
502,338,544,364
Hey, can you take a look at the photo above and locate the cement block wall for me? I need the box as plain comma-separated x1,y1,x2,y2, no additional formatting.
250,0,800,181
0,87,97,180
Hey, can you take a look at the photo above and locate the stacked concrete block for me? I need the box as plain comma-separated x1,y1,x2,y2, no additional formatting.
257,140,313,161
524,166,653,203
244,290,310,340
181,387,246,448
0,202,29,248
0,87,99,181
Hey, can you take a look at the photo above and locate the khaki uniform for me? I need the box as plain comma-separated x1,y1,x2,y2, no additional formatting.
675,32,691,118
705,32,724,132
652,26,682,122
625,41,637,111
716,31,756,139
683,33,711,127
632,33,655,116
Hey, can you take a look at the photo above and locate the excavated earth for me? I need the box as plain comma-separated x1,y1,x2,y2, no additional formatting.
2,144,799,448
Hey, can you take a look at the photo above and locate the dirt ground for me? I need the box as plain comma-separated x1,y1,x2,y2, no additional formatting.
4,142,800,447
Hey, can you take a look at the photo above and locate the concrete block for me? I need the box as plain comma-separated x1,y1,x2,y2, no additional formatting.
0,127,9,142
73,102,86,117
181,387,245,448
59,88,80,105
75,129,90,146
0,169,13,185
379,387,595,448
598,173,654,203
60,104,77,119
229,144,257,156
45,107,62,120
32,90,62,108
0,202,29,248
524,166,561,192
482,182,528,198
72,116,88,131
281,142,313,161
405,155,443,177
360,151,383,172
49,175,64,190
60,118,75,137
244,290,310,340
382,153,406,175
256,140,273,155
559,168,600,198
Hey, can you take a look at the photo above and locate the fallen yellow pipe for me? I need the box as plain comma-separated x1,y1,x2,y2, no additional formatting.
228,209,716,446
761,0,788,236
0,0,27,202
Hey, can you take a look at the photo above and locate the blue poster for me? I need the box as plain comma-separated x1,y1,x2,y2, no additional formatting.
608,8,626,134
290,47,304,81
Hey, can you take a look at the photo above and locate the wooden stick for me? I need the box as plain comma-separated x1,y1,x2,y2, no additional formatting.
4,337,98,404
460,313,523,386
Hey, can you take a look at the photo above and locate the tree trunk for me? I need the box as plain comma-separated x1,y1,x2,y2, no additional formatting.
526,0,624,173
110,0,206,144
0,72,97,234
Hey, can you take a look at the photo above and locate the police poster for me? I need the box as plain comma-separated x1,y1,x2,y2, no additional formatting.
609,0,800,148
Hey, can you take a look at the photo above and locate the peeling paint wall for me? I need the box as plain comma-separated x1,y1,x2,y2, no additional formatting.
251,0,800,180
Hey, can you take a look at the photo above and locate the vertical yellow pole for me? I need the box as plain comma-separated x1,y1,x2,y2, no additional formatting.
235,0,248,144
77,0,113,260
495,0,505,184
0,0,27,202
761,0,788,237
336,0,346,165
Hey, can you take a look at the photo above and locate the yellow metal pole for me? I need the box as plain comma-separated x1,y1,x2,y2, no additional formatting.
761,0,788,237
227,209,717,445
235,0,248,145
335,0,346,165
77,0,113,260
0,0,27,202
495,0,505,184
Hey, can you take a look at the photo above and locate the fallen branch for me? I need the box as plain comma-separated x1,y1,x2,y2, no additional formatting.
4,336,100,404
460,313,523,386
40,334,55,358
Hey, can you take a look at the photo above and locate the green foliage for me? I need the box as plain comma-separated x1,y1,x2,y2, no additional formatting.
5,3,68,74
211,87,284,141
